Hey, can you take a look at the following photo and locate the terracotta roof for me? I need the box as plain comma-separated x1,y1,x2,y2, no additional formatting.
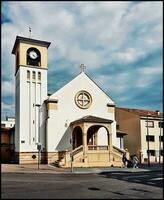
71,115,113,125
117,107,163,118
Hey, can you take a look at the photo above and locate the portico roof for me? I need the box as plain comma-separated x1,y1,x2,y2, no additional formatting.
70,115,113,126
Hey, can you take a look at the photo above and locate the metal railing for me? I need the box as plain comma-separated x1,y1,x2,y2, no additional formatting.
88,145,108,150
71,145,83,157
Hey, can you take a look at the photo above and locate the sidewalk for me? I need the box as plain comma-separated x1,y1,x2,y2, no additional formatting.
1,163,163,174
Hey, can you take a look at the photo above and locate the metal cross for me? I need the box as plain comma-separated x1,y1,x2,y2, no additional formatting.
80,64,86,72
29,27,32,38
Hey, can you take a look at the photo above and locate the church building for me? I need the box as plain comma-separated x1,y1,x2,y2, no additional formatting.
12,36,127,167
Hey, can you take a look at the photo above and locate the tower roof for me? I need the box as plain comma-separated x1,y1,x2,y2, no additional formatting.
12,36,51,54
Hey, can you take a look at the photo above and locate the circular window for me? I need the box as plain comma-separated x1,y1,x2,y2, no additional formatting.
75,90,92,109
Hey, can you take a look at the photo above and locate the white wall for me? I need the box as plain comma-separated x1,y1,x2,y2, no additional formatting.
140,118,163,162
16,66,47,152
47,72,119,151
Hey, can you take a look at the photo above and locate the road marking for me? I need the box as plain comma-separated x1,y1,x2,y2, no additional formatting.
147,182,156,185
123,175,148,179
134,179,141,182
150,177,163,181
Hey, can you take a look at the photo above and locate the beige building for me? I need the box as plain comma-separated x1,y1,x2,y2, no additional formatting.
115,107,163,163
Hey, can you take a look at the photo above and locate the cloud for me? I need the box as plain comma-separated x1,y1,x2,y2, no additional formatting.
1,1,163,120
2,80,15,97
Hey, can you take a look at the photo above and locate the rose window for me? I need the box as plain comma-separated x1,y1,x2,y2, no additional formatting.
75,91,92,109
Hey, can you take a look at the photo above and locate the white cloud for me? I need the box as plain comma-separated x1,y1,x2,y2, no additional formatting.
2,80,15,97
1,1,163,119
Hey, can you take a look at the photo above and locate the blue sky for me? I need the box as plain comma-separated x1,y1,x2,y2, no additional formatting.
1,1,163,120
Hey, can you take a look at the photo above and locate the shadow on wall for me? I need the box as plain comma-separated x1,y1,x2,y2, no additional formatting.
56,126,72,151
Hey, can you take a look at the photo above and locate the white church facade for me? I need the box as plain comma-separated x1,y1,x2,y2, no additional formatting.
12,36,126,167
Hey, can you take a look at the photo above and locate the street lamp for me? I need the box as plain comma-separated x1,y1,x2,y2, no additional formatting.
156,110,162,164
35,104,41,170
70,134,74,173
146,113,150,167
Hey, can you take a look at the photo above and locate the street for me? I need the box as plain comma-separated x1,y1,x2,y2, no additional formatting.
1,171,163,199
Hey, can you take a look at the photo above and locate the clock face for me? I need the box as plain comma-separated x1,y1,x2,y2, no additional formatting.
29,50,38,59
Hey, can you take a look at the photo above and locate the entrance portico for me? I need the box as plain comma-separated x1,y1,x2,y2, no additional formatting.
70,115,114,166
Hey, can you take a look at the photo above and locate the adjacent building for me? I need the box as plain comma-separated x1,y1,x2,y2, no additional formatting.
115,107,163,163
1,117,15,163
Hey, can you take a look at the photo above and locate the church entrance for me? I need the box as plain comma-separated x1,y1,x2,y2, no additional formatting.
87,125,109,150
70,116,115,167
72,126,82,150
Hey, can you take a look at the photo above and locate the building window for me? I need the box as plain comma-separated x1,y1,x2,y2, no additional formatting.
160,150,163,156
159,136,163,142
1,124,5,127
38,72,41,81
27,70,30,80
146,135,155,142
158,122,163,128
116,124,120,130
145,121,154,128
147,150,155,156
32,71,36,80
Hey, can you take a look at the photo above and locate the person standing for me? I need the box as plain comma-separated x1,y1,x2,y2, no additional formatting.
122,153,127,168
132,155,139,168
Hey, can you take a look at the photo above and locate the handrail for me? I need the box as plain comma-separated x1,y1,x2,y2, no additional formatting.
71,145,83,156
113,145,125,154
88,145,108,150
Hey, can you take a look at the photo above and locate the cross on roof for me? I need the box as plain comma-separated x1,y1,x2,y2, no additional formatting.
29,27,32,38
80,64,86,72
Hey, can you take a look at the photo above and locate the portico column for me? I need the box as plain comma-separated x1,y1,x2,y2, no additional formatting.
82,125,88,163
107,125,113,163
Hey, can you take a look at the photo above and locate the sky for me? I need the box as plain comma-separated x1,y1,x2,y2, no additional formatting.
1,1,163,120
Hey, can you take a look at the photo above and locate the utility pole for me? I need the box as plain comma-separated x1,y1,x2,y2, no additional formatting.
146,113,150,167
157,111,162,164
35,104,41,170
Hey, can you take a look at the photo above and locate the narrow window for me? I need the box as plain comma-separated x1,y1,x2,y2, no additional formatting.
38,72,41,81
27,70,30,80
32,71,36,80
158,122,163,128
147,150,155,156
146,135,155,142
159,136,163,142
116,124,120,130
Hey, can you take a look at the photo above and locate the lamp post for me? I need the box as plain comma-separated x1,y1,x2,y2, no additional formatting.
70,134,73,173
146,113,150,167
35,104,41,170
157,111,162,164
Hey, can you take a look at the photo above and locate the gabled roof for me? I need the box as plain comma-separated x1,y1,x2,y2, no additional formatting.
50,71,115,105
70,115,113,126
84,72,116,104
117,107,163,118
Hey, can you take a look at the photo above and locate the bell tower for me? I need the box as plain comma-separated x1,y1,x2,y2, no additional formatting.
12,36,51,164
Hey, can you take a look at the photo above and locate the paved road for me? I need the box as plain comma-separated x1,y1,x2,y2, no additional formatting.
100,171,163,188
1,171,163,199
